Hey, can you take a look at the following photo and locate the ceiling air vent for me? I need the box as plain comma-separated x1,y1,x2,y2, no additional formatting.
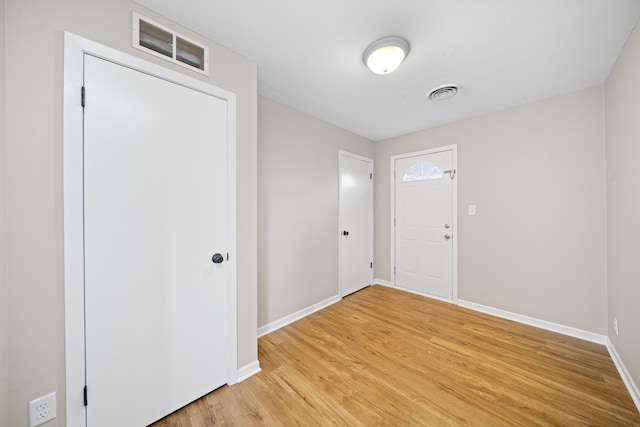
132,13,209,75
427,85,459,101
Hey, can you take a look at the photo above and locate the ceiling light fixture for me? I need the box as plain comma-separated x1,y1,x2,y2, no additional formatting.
363,36,410,75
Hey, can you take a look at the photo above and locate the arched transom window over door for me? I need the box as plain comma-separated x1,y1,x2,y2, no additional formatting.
402,161,443,182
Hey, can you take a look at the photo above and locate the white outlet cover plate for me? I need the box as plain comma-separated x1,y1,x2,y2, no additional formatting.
468,205,477,215
29,392,56,427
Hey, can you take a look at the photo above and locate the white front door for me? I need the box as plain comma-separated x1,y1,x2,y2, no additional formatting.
393,148,456,300
83,54,229,427
339,151,374,297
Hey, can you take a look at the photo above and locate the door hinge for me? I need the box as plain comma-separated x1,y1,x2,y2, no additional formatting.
81,86,86,108
83,386,88,407
370,172,373,179
370,262,373,269
226,252,229,261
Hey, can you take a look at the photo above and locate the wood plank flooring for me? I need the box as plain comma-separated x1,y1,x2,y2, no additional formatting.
153,285,640,426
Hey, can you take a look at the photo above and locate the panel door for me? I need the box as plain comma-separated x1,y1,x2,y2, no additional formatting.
83,54,229,426
339,152,374,297
395,150,453,299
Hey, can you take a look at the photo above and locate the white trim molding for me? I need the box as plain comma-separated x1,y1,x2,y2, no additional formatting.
236,361,262,384
398,286,457,305
374,280,455,306
258,294,341,337
607,338,640,412
374,278,393,287
458,299,607,345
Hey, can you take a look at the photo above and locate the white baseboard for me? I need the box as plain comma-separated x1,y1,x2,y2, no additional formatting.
236,360,261,383
257,294,341,337
395,285,456,305
607,338,640,412
457,299,607,345
374,278,392,287
373,286,608,345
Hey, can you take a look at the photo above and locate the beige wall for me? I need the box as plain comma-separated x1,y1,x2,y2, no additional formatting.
375,87,608,334
257,97,374,327
605,20,640,389
1,0,7,425
5,1,257,426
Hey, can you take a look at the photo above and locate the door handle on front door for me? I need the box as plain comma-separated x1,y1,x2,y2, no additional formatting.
444,234,451,240
211,253,224,264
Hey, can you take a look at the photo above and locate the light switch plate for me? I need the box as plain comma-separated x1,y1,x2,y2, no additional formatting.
468,205,477,215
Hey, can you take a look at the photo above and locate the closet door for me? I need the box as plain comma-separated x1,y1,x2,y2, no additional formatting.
339,151,374,297
83,53,229,427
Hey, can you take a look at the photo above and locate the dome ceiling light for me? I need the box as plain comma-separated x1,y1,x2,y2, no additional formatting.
363,36,410,75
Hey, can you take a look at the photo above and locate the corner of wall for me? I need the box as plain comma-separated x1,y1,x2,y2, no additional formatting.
607,338,640,413
604,13,640,409
600,83,609,337
257,96,374,328
1,0,8,424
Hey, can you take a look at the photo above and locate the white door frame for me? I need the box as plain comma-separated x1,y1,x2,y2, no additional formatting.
338,150,374,297
390,145,458,302
63,32,238,427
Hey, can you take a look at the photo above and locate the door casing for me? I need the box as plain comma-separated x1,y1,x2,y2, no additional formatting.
63,32,238,427
390,145,458,302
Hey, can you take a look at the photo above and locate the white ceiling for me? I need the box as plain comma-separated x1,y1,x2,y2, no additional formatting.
134,0,640,141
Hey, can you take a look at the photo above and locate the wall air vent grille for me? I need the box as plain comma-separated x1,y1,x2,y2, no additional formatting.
132,13,209,76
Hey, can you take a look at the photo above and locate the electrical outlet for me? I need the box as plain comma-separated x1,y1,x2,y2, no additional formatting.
29,392,56,427
614,317,620,336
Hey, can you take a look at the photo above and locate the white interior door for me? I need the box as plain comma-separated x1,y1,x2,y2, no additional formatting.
394,149,454,299
83,54,229,427
339,151,374,297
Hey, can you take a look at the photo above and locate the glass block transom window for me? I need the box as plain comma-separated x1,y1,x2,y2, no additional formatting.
402,162,443,182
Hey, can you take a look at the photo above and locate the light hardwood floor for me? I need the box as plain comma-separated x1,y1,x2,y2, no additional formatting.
153,285,640,426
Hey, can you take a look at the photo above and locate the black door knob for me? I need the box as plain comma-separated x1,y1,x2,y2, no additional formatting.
343,231,349,236
212,253,224,264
